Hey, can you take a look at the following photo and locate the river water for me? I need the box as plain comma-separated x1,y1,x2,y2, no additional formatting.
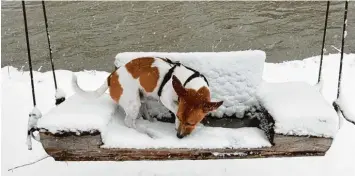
1,1,354,72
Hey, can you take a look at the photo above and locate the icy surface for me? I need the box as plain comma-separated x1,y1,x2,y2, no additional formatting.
115,50,266,118
257,81,339,137
2,53,355,176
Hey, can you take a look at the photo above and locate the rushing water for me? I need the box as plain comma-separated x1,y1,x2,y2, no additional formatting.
1,1,354,72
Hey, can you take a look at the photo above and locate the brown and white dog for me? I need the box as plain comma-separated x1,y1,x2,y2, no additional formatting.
72,57,223,138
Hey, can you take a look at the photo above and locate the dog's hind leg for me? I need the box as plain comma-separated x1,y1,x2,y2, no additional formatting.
120,89,160,138
120,91,141,129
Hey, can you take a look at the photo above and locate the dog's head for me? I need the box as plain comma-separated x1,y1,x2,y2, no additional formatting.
172,75,223,138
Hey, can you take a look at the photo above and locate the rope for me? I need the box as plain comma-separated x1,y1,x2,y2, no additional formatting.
22,0,42,150
317,1,330,84
21,0,36,107
333,1,353,127
336,0,348,99
41,0,66,105
41,0,57,89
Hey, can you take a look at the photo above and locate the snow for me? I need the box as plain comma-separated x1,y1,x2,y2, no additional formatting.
26,107,42,150
27,107,42,129
16,51,349,147
36,93,115,134
101,111,271,148
337,56,355,123
262,53,355,126
2,53,355,176
37,82,271,149
338,95,355,123
262,53,355,104
257,81,339,137
36,50,338,147
54,88,66,99
115,50,266,118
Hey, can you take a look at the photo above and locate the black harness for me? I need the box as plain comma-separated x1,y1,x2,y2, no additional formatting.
157,57,209,97
182,67,209,87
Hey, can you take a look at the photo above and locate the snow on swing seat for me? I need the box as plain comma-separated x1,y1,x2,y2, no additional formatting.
114,51,339,137
37,93,115,134
37,50,271,149
257,81,339,138
36,50,336,161
37,92,271,149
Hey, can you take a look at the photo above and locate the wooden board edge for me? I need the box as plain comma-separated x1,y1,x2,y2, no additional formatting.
49,150,327,161
39,131,333,161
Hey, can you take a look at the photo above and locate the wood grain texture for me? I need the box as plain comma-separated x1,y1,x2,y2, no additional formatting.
39,131,333,161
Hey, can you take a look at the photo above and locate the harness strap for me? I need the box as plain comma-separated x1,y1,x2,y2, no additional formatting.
158,64,178,97
159,57,178,65
183,71,209,87
157,57,181,97
157,57,209,97
107,66,119,87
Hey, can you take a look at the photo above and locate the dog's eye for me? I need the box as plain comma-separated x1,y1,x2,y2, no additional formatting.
185,122,195,126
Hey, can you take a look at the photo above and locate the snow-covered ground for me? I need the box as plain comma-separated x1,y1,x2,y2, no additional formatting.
2,53,355,176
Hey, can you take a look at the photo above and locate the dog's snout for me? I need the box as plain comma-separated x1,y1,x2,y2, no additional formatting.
176,133,184,139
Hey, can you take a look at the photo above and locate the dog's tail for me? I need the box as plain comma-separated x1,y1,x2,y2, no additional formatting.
71,74,109,99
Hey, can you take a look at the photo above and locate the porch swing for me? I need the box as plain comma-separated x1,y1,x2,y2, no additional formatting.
23,1,352,161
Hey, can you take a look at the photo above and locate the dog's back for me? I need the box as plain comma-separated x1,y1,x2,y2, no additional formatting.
111,57,173,101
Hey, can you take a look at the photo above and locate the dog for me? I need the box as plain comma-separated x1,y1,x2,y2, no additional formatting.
72,57,223,139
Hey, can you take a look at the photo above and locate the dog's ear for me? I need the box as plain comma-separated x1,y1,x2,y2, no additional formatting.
172,75,187,97
202,101,223,113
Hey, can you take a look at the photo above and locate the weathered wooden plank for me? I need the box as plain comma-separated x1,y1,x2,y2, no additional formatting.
39,131,333,161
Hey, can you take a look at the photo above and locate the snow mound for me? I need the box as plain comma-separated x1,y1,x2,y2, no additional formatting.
257,81,339,137
115,50,266,118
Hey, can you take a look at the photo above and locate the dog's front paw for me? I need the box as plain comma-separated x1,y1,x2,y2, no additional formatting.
124,118,136,129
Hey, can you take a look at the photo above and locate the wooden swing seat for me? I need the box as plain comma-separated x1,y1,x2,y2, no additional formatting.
35,51,338,161
39,130,332,161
